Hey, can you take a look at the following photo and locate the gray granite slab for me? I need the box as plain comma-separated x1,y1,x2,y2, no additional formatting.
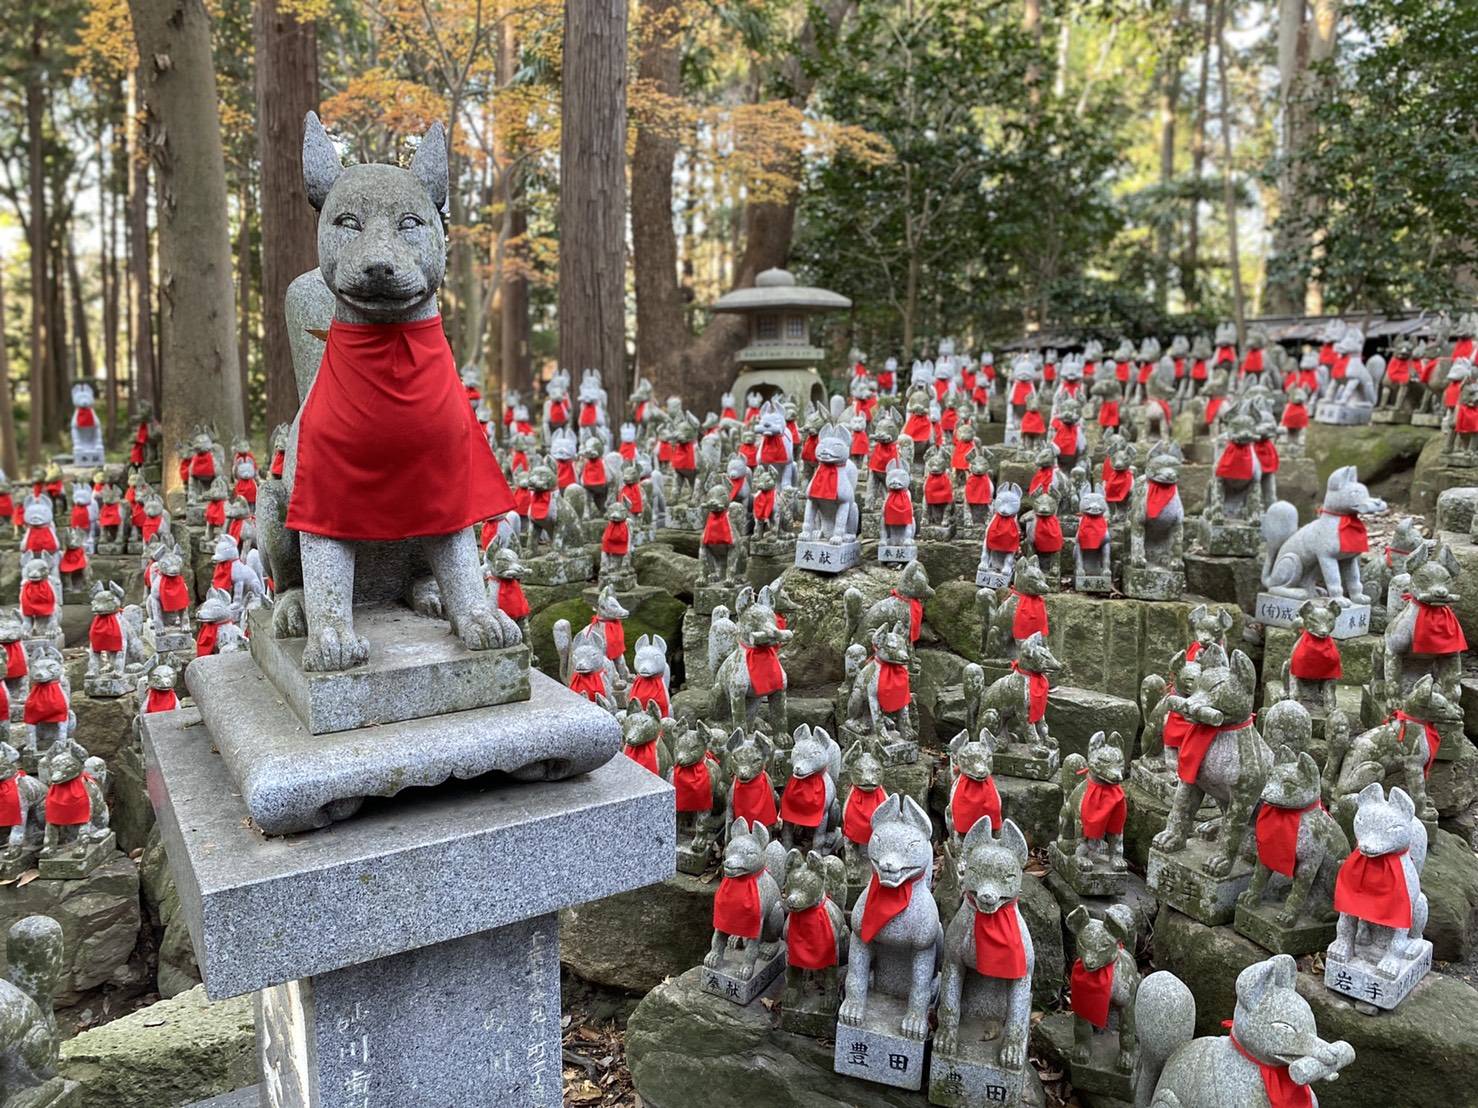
183,652,620,834
247,602,531,735
834,997,928,1091
1324,939,1431,1010
143,708,674,998
795,539,859,573
1254,592,1370,639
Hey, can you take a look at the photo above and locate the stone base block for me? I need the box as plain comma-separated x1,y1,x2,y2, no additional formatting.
1254,593,1371,639
1121,565,1183,601
1075,571,1113,595
1032,1010,1133,1100
1183,552,1260,609
675,840,711,875
82,672,130,699
976,567,1010,589
1371,409,1412,425
521,548,595,586
693,582,739,616
25,632,65,655
928,1026,1027,1107
1199,519,1261,558
994,744,1059,782
878,541,917,565
37,834,117,880
184,652,617,835
780,968,841,1038
1411,411,1443,427
1048,841,1129,898
1324,940,1431,1011
834,997,928,1091
795,538,860,573
0,845,38,880
247,602,531,735
1233,897,1336,956
701,945,785,1006
1146,841,1253,925
1043,868,1158,940
1314,400,1373,426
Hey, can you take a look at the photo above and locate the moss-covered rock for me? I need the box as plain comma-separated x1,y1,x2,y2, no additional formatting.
1435,487,1478,534
1048,686,1141,763
1306,421,1434,489
1423,828,1478,962
109,740,155,855
924,580,983,664
776,564,897,688
1150,905,1478,1108
627,966,1048,1108
528,587,685,685
71,690,136,765
528,596,588,677
1441,538,1478,663
636,542,700,599
60,985,256,1108
1410,431,1464,521
653,529,701,559
1020,872,1066,1006
1262,626,1379,689
561,873,715,994
140,827,201,998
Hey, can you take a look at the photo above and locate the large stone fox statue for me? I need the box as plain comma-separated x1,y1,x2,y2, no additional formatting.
258,113,522,672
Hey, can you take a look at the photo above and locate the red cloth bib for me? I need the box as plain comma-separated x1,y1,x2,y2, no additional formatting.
859,873,915,942
287,317,514,540
703,510,733,547
1334,848,1411,928
59,548,87,574
744,644,784,696
787,901,838,970
1097,400,1120,428
189,452,216,479
145,687,179,713
196,621,222,657
1393,711,1441,776
1012,660,1049,723
556,460,576,489
1256,801,1320,878
1290,631,1342,680
601,520,630,556
883,489,913,526
1010,591,1048,640
808,462,841,500
203,500,226,527
617,482,643,516
1080,778,1127,838
951,774,1001,836
868,441,899,473
24,680,68,724
149,573,189,617
1010,381,1032,406
965,473,993,505
234,477,258,504
1255,439,1279,474
731,772,777,827
1070,956,1116,1029
759,434,789,463
141,515,163,541
1177,716,1254,783
1102,465,1133,504
738,442,758,468
780,772,827,827
568,669,607,702
875,658,910,713
1410,600,1468,655
891,590,922,642
713,872,762,938
924,472,954,505
623,740,660,775
1216,441,1255,480
1146,481,1177,519
1228,1031,1312,1108
20,579,55,617
0,773,22,826
671,441,696,470
581,458,608,489
900,413,932,443
1033,515,1063,554
628,674,669,716
46,776,91,826
752,488,775,520
489,578,528,624
985,513,1020,552
1052,420,1079,457
591,616,624,659
89,613,123,653
1027,466,1055,496
69,504,89,529
75,406,97,428
1204,395,1225,426
1077,513,1108,550
974,901,1027,979
547,399,569,425
1281,402,1308,429
213,560,235,591
23,528,57,554
4,641,26,679
843,786,888,844
801,434,819,462
1114,361,1130,383
1455,405,1478,434
672,760,712,813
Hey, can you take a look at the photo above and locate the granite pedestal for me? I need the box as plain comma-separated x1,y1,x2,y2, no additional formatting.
144,708,674,1108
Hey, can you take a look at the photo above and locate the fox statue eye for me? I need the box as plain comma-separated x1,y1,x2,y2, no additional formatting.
334,212,362,232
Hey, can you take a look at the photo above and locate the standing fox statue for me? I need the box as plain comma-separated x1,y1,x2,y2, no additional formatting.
257,112,523,673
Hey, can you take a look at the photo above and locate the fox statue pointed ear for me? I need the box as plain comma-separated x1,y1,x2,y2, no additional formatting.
302,111,344,212
410,122,449,212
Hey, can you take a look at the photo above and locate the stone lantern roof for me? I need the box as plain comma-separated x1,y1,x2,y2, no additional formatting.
711,268,852,369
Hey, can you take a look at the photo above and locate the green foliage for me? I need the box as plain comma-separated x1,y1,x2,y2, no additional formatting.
1269,0,1478,312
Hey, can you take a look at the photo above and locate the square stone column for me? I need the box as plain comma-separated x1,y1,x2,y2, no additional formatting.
144,693,674,1108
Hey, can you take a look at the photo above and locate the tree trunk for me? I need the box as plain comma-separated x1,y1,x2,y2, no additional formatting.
494,20,531,401
1023,0,1043,106
126,71,158,415
1156,0,1190,310
0,256,21,476
254,0,318,426
100,120,120,443
1182,0,1215,309
129,0,246,489
558,0,629,419
48,241,69,440
67,241,95,389
1216,0,1245,342
631,0,688,401
26,22,49,468
236,188,254,432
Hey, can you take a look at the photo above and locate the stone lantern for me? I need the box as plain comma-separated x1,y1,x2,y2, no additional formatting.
711,267,852,407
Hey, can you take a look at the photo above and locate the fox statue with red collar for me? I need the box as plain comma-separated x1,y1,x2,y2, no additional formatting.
257,113,521,672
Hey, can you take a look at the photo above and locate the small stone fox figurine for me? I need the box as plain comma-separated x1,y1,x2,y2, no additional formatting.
879,458,916,549
839,795,941,1041
780,848,850,1017
1057,730,1129,874
1282,598,1341,714
845,622,915,748
935,815,1034,1070
1133,954,1354,1105
627,633,671,717
1239,747,1348,925
724,727,779,832
40,745,109,854
778,724,842,853
1327,783,1429,980
84,581,130,681
706,818,786,980
1065,904,1139,1072
617,701,669,777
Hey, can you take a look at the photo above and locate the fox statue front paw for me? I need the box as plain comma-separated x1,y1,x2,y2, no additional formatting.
452,601,521,650
302,619,370,671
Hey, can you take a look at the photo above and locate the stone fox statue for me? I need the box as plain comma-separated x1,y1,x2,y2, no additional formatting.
1260,466,1387,606
257,112,521,672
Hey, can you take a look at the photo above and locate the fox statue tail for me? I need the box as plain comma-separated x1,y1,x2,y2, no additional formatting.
1132,970,1196,1108
1259,500,1299,589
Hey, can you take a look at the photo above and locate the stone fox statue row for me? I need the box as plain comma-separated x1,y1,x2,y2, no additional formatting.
256,112,523,673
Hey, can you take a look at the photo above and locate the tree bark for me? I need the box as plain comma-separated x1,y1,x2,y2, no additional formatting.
254,0,319,425
494,20,530,401
1182,0,1215,309
559,0,629,419
0,255,21,476
1156,0,1191,309
1216,0,1246,342
100,119,120,443
26,21,49,468
631,0,688,402
66,241,95,389
129,0,246,489
236,187,254,432
127,70,158,415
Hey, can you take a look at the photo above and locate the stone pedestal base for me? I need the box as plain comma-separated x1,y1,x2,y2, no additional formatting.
994,744,1059,782
1324,939,1431,1011
976,566,1010,589
1075,570,1112,595
701,945,785,1006
37,833,117,879
1033,1010,1133,1100
82,672,130,699
0,844,38,880
839,721,918,767
675,839,712,876
1233,897,1336,955
694,582,738,617
521,548,594,586
1314,400,1373,426
1146,841,1252,925
1048,841,1128,898
795,539,860,574
878,541,917,565
1122,565,1183,600
1254,593,1371,639
148,628,195,656
1371,408,1412,425
1199,519,1260,557
928,1023,1027,1107
834,996,928,1091
24,632,65,655
1411,411,1443,428
780,967,841,1038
